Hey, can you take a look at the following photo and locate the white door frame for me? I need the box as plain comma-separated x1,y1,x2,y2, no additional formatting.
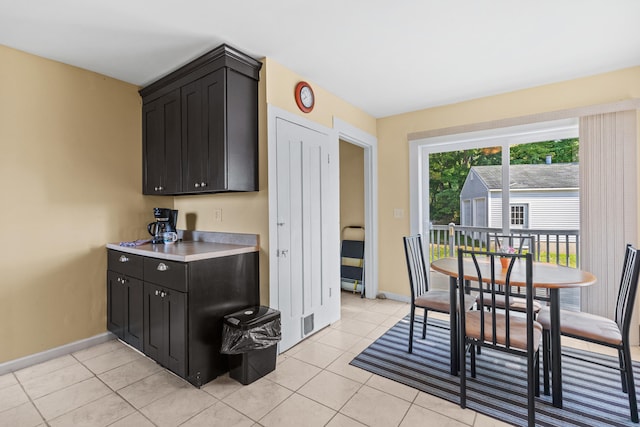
268,105,379,312
333,117,378,299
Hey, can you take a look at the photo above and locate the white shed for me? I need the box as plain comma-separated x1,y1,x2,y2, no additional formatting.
459,163,579,230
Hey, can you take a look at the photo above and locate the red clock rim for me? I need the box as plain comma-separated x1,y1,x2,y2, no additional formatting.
294,81,314,113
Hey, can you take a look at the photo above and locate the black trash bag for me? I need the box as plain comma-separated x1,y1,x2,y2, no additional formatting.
220,307,281,354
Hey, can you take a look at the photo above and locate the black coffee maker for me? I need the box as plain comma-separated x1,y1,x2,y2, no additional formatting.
147,208,178,244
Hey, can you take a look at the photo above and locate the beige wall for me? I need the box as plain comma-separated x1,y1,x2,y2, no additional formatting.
339,140,365,232
0,45,164,362
0,48,376,363
5,41,637,363
376,66,640,297
263,58,377,136
172,58,377,306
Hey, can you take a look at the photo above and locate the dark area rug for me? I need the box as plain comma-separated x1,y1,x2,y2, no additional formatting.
350,316,639,427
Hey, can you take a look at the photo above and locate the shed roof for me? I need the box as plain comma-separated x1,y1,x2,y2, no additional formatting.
471,163,578,190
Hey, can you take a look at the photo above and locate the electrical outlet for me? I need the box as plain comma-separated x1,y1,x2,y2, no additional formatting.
394,208,404,219
214,208,222,222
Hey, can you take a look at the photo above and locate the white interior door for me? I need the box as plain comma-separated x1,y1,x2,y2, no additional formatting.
274,117,340,351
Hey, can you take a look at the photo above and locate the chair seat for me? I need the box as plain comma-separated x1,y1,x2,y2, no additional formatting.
465,311,543,351
415,290,476,313
476,293,543,313
537,306,622,346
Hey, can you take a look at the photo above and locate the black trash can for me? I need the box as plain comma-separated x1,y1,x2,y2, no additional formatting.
221,306,281,385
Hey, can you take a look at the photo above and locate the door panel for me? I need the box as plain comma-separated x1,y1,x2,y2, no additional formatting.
106,271,124,338
275,118,339,351
143,283,163,362
124,278,143,351
166,291,187,377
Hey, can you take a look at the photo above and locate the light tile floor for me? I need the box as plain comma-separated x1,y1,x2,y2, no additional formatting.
2,292,639,427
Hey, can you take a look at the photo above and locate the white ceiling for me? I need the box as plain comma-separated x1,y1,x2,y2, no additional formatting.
1,0,639,118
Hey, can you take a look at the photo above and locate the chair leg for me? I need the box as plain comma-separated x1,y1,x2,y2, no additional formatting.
527,348,536,427
460,341,467,409
422,308,428,339
619,349,629,394
542,329,550,395
408,305,415,354
471,344,476,378
622,344,639,423
535,349,540,398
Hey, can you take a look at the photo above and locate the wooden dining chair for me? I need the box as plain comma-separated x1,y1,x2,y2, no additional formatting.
403,235,475,353
457,248,541,427
538,243,640,423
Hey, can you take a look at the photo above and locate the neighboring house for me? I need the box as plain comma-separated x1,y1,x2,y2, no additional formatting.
460,163,579,231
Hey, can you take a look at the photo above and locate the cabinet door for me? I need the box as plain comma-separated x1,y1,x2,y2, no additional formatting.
164,289,187,378
143,282,187,377
106,271,124,339
143,283,164,362
142,90,182,195
181,68,226,193
123,277,143,352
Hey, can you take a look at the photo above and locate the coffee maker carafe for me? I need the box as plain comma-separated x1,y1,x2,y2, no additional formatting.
148,208,178,244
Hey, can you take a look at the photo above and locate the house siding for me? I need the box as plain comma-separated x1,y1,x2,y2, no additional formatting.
488,190,579,229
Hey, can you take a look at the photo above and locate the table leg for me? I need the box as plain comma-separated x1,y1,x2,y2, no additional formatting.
550,288,563,408
450,276,458,375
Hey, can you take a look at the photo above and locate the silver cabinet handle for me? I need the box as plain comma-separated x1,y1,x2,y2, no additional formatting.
160,291,167,298
200,182,206,187
157,263,169,272
194,183,200,188
155,290,159,296
119,255,129,263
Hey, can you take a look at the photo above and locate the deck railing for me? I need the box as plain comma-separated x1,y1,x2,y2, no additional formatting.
428,223,580,268
428,223,582,311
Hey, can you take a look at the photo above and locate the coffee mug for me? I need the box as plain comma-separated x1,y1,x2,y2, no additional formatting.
162,231,178,244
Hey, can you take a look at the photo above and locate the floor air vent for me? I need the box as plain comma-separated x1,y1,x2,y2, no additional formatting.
303,314,314,335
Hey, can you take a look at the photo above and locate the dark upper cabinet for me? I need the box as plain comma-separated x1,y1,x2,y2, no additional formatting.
142,90,182,195
140,44,261,195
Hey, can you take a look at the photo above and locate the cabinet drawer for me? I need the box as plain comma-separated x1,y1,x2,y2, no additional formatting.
108,250,143,278
144,258,188,292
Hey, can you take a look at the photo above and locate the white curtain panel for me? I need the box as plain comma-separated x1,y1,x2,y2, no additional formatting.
579,110,638,326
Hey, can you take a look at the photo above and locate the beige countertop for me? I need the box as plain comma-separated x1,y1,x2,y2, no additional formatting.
106,241,259,262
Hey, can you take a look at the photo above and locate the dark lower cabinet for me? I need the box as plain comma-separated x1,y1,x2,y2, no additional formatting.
107,260,144,352
143,282,187,378
107,249,259,387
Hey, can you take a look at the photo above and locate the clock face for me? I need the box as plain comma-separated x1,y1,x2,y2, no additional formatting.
300,86,313,108
295,81,314,112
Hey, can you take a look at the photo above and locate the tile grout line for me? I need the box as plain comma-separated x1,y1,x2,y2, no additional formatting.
10,371,50,427
76,350,161,427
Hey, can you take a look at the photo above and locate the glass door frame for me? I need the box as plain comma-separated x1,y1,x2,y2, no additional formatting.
409,118,578,238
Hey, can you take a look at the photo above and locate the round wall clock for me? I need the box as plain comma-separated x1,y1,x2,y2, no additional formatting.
294,81,315,113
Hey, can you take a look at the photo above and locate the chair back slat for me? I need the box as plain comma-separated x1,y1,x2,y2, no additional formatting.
403,235,429,300
458,248,534,351
615,244,640,335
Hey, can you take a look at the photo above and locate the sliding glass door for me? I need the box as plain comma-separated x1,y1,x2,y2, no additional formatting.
412,119,580,309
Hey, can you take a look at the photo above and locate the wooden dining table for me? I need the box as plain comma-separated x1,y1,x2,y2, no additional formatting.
431,256,596,408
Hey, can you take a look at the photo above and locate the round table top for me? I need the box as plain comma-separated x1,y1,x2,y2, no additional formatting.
431,257,597,289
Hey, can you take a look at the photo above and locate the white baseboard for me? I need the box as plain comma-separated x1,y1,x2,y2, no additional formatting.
0,332,116,376
378,292,411,304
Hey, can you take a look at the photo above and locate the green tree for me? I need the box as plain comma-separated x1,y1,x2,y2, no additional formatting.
429,138,579,224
